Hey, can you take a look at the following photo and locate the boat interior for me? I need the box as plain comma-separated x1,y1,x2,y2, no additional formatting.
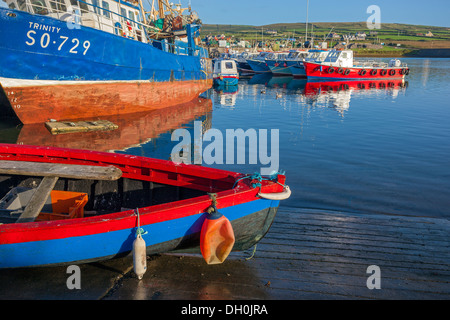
0,156,238,224
0,174,211,224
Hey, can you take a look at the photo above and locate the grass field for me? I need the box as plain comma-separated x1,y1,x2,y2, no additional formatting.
201,21,450,51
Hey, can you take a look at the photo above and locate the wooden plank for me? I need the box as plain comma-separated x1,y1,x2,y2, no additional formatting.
45,120,118,135
15,176,58,223
0,160,122,181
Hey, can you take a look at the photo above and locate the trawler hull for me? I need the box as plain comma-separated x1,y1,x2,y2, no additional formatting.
0,8,212,124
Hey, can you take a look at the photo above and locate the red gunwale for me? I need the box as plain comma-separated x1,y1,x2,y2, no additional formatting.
213,76,239,79
303,61,408,80
0,144,285,244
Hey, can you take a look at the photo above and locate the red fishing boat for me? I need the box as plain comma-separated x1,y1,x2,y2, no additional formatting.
303,50,409,80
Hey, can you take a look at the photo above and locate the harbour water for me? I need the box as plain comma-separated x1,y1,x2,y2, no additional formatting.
0,57,449,301
2,57,448,219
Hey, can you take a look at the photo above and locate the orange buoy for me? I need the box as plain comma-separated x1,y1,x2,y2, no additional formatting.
200,207,235,265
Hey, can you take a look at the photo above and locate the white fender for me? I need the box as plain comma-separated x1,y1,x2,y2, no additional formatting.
133,233,147,280
258,185,291,200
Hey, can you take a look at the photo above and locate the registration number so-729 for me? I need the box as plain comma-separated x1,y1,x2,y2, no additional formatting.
25,30,91,56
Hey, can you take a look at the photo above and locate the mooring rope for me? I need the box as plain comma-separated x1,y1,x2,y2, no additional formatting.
245,244,258,261
207,193,218,214
135,208,148,236
232,171,286,189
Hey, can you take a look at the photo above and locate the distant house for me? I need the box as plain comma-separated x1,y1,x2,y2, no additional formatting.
355,32,367,40
341,34,355,41
329,32,340,39
425,31,434,37
267,30,277,36
416,33,424,36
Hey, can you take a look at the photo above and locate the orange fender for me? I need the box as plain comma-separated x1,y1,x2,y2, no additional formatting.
200,210,235,264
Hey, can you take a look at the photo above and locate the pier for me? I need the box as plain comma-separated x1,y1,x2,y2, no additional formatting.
1,207,448,300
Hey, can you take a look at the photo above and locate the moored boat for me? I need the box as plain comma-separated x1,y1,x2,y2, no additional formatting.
289,49,328,78
213,59,239,86
303,50,409,80
0,144,290,268
0,0,212,124
234,52,256,74
265,50,309,76
246,52,272,73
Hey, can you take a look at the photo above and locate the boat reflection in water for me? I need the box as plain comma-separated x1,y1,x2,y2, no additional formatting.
244,74,408,115
303,79,408,115
213,85,239,108
7,96,212,157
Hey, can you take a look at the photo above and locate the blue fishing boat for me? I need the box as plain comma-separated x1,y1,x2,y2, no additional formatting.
213,59,239,86
0,0,212,124
266,50,309,76
232,51,256,74
264,50,308,77
246,51,271,73
289,49,328,77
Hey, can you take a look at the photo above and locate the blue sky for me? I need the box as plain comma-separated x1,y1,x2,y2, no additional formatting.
185,0,449,27
0,0,447,27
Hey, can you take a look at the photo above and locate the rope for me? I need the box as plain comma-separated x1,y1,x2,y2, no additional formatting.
245,244,257,260
232,170,285,189
135,208,148,236
207,193,218,214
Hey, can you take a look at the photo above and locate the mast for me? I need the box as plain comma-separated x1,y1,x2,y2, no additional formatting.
305,0,309,42
158,0,165,19
137,0,148,24
148,0,157,20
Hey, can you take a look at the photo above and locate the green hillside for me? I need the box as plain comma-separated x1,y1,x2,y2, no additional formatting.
200,21,450,44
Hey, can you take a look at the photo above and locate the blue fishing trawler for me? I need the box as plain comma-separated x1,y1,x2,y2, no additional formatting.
0,0,212,124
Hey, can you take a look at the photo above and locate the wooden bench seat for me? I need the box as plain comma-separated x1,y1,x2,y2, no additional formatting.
0,160,122,223
0,160,122,181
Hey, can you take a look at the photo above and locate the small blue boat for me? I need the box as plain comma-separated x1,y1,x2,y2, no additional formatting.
213,59,239,86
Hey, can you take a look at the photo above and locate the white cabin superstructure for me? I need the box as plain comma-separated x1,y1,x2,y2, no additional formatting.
3,0,149,42
2,0,200,46
321,50,354,68
304,50,329,63
213,59,238,77
285,50,309,61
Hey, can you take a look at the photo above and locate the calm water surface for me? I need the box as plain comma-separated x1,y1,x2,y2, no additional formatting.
1,58,448,218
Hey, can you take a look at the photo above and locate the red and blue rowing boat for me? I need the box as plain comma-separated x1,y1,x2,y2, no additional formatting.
0,144,290,269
